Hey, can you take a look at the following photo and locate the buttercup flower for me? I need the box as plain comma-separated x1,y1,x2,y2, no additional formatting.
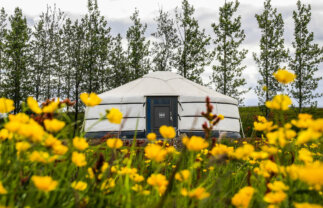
71,181,87,191
44,119,65,133
182,136,209,151
159,125,176,139
145,143,168,162
147,174,168,195
80,92,102,107
267,181,289,192
31,176,58,192
106,138,123,149
189,187,210,200
73,137,89,151
273,69,296,84
264,191,287,204
231,186,255,208
72,152,87,167
0,182,7,194
52,144,68,155
210,144,234,158
175,170,190,182
147,132,157,141
27,97,42,114
0,98,14,113
42,99,60,113
106,108,123,124
265,94,292,111
217,114,224,120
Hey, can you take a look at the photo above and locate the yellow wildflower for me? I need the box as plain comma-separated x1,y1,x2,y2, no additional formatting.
106,138,123,149
261,146,278,155
106,108,123,124
187,187,210,200
182,136,208,151
296,129,321,145
8,112,29,123
42,99,60,113
147,174,168,195
131,184,150,195
87,168,95,179
71,181,87,191
175,170,190,182
266,94,292,111
231,186,255,208
52,144,68,155
100,178,115,192
273,69,296,84
253,116,277,132
29,151,57,163
129,174,145,183
73,137,89,151
0,129,13,141
267,181,289,192
44,119,65,133
72,152,87,167
298,148,313,164
232,144,254,160
0,182,7,194
159,125,176,139
264,191,287,204
16,141,31,152
101,162,109,173
44,134,61,147
31,176,58,192
294,203,323,208
118,167,137,175
262,85,268,91
210,144,234,158
144,143,168,162
0,98,14,113
147,132,157,141
80,92,102,107
254,160,278,178
27,97,42,114
295,162,323,190
291,114,313,129
218,114,224,120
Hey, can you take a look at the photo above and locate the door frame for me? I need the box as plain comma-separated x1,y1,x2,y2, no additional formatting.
146,96,178,136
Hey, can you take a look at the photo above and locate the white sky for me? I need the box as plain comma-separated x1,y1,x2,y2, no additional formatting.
1,0,323,106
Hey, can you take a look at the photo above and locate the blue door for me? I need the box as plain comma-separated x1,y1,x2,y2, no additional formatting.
146,96,178,136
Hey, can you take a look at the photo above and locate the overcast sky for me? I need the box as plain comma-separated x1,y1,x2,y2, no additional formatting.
1,0,323,106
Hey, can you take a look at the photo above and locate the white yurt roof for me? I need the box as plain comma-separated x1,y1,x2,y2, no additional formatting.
99,71,238,105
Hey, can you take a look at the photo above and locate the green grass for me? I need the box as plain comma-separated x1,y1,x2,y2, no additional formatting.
239,106,323,137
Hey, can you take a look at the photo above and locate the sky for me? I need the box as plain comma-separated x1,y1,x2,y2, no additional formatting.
1,0,323,107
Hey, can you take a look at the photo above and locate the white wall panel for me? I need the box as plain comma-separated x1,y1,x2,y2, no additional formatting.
216,104,239,118
85,118,145,132
178,117,240,132
86,104,145,119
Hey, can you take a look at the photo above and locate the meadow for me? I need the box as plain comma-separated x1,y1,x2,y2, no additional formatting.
0,70,322,208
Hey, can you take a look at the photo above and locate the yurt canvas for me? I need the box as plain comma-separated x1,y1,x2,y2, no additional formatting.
85,71,241,139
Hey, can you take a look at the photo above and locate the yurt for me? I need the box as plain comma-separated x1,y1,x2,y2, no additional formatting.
85,71,241,139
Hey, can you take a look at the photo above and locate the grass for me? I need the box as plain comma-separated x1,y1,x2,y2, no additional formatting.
239,106,323,137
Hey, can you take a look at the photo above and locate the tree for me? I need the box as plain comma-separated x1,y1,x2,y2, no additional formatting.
0,8,7,96
109,34,130,88
253,0,288,116
3,8,31,112
289,0,323,112
151,9,179,72
211,0,249,104
126,9,150,80
174,0,211,84
83,0,111,94
30,5,65,100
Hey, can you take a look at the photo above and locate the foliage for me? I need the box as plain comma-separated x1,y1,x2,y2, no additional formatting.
211,0,249,104
253,0,289,115
151,9,179,72
0,71,322,207
289,0,323,113
126,9,150,81
174,0,212,84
